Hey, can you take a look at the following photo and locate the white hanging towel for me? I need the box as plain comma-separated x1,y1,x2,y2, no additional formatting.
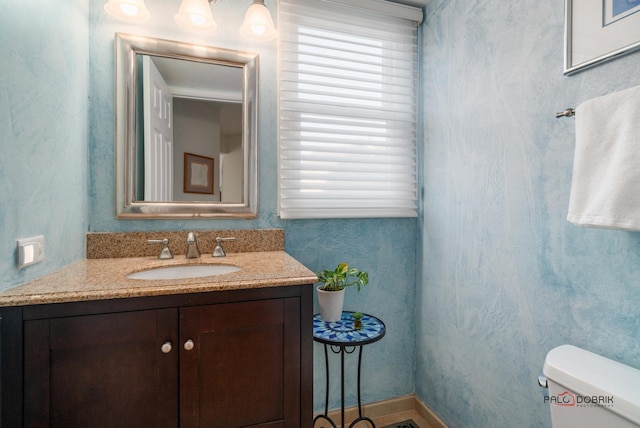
567,84,640,230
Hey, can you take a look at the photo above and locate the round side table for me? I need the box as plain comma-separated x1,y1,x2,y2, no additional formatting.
313,311,386,428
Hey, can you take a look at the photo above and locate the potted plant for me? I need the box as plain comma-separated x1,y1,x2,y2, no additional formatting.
352,312,364,330
316,262,368,322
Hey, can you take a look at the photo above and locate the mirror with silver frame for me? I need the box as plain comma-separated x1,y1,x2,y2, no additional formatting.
115,33,258,218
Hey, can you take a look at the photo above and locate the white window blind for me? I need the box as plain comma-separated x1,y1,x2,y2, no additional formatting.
278,0,419,219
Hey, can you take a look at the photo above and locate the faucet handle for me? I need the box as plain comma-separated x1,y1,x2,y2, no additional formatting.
148,238,174,260
212,237,236,257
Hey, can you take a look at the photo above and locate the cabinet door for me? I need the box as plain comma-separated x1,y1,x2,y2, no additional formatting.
24,309,179,428
180,298,301,428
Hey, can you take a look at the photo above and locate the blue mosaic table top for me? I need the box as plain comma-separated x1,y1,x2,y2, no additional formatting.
313,311,385,346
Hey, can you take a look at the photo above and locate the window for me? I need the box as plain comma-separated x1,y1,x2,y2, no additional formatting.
278,0,421,219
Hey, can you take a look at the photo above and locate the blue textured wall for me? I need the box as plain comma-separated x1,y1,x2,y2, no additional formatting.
10,1,640,425
417,0,640,426
87,0,417,411
0,0,89,290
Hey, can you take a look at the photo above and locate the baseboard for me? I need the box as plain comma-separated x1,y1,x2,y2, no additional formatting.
318,394,447,428
413,395,447,428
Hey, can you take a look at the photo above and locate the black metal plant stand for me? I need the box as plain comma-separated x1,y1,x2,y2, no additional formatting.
312,312,386,428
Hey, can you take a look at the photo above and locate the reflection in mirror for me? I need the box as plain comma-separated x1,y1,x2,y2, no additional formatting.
115,33,258,218
135,55,243,203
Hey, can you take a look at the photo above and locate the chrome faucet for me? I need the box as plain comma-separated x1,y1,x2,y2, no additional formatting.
185,232,201,259
147,238,174,260
212,237,236,257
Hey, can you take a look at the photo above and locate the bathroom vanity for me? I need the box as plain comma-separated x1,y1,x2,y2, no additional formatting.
0,231,317,428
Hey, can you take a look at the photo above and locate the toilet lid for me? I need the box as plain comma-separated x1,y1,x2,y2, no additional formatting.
543,345,640,425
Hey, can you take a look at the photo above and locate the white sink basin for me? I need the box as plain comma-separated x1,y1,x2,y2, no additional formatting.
127,264,240,280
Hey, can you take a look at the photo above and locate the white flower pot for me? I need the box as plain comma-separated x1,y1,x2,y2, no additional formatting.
316,286,345,322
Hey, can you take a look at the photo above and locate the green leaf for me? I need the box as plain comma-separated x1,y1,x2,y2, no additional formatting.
315,262,369,293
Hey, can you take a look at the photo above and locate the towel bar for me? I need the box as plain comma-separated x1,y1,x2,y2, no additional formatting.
555,108,575,118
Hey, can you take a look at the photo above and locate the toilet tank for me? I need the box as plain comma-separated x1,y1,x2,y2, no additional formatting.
542,345,640,428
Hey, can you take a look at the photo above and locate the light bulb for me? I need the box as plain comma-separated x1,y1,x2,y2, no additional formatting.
190,14,206,26
119,4,139,16
251,24,266,35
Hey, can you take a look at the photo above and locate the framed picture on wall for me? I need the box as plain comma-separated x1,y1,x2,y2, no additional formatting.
184,153,214,194
564,0,640,74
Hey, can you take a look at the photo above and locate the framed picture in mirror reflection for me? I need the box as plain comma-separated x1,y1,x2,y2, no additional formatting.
184,153,214,194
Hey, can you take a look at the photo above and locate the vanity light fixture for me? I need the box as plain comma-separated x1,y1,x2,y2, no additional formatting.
174,0,217,31
104,0,151,22
104,0,277,39
240,0,277,41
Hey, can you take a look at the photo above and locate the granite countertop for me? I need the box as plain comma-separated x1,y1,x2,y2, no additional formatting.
0,251,318,307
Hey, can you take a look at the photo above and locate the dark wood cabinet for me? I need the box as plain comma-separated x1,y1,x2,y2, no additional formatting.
1,285,312,428
24,309,179,428
180,299,300,427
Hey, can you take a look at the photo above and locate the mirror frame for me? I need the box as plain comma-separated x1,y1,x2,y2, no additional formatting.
115,33,258,219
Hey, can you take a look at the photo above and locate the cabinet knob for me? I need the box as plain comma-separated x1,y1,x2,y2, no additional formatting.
184,339,195,351
161,341,172,354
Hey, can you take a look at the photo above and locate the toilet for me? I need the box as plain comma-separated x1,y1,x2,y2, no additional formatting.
540,345,640,427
